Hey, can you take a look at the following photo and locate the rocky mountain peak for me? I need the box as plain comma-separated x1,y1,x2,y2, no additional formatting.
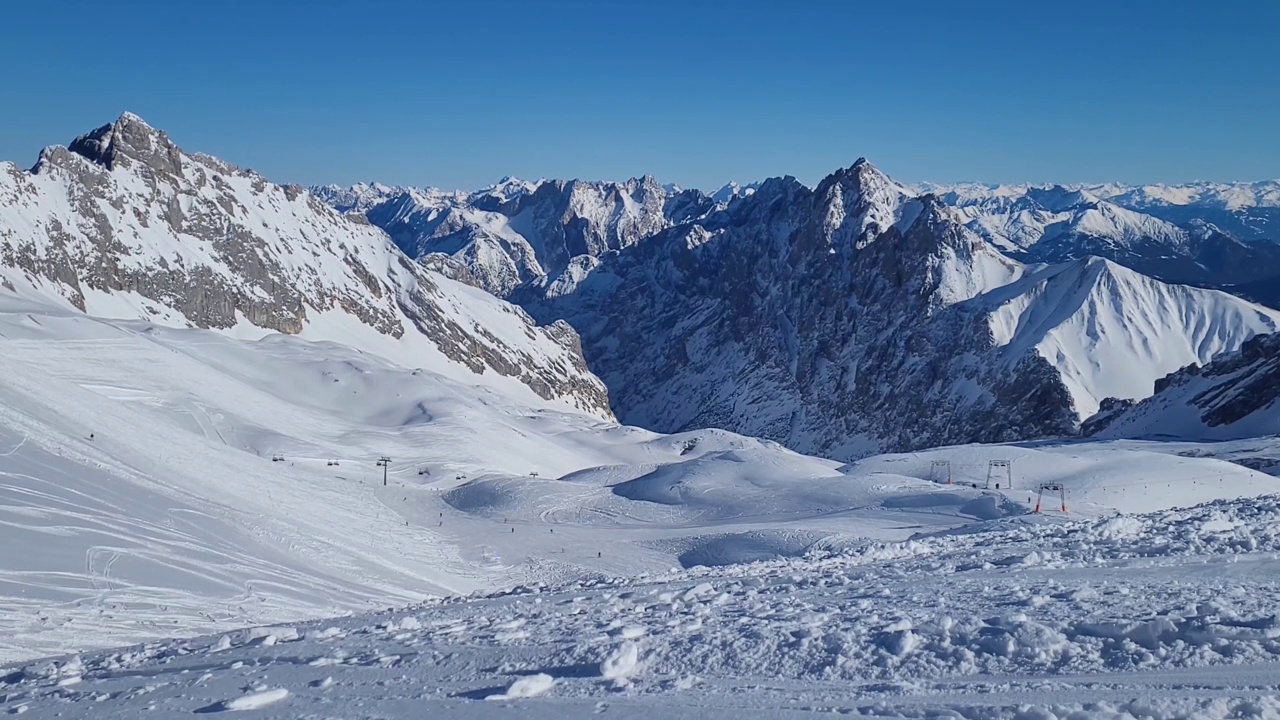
1024,185,1098,212
813,160,922,250
62,112,183,178
0,115,615,419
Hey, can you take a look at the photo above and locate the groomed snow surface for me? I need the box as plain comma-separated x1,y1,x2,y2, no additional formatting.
3,293,1280,716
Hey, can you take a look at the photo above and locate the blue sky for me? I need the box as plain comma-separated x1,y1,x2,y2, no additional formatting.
2,0,1277,190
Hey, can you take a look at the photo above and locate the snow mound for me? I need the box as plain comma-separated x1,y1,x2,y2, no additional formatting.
485,673,553,700
215,688,290,712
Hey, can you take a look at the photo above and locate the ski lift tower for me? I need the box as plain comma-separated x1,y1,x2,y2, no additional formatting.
930,460,952,485
377,456,391,486
1035,482,1066,513
986,460,1012,490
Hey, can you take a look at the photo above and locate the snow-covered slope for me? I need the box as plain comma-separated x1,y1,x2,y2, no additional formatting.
4,286,1274,665
0,293,869,662
0,113,610,417
1087,331,1280,441
9,491,1280,718
977,257,1280,418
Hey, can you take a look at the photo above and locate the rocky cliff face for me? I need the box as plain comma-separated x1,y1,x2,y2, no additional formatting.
321,175,719,297
508,163,1063,458
0,113,611,418
318,160,1280,459
1087,332,1280,440
510,162,1280,459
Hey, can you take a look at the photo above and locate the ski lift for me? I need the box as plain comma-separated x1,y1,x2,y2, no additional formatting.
1035,483,1067,513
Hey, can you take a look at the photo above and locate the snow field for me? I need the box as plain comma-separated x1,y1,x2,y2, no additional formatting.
852,442,1280,514
6,495,1280,717
3,291,1278,668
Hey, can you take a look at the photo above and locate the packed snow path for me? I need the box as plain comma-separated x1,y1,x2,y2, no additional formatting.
5,496,1280,718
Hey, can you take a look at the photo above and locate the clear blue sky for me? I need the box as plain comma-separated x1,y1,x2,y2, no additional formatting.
2,0,1277,190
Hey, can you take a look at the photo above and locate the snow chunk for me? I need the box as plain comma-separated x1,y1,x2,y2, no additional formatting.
601,641,641,682
486,673,554,700
217,688,290,711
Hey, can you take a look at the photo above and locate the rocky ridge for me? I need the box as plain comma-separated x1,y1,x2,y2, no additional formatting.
0,113,611,418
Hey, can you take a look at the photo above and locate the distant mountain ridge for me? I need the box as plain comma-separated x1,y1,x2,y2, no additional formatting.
917,179,1280,242
316,176,729,297
925,182,1280,307
319,175,1280,306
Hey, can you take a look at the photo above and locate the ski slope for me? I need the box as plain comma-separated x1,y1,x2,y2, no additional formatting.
2,290,1280,712
7,495,1280,718
0,294,1007,662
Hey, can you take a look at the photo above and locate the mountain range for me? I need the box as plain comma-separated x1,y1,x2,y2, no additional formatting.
316,175,1280,310
0,113,1275,462
318,162,1280,459
920,179,1280,240
925,183,1280,308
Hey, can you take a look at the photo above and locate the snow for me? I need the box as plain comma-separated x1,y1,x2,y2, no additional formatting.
4,284,1278,673
979,257,1280,418
7,492,1280,716
485,673,554,700
599,641,640,682
4,120,1280,715
216,687,290,711
852,441,1280,515
1090,333,1280,442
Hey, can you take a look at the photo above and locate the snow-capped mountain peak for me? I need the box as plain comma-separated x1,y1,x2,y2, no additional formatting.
0,113,613,418
981,256,1280,418
479,175,542,202
55,111,180,176
711,180,760,204
816,158,919,244
1023,184,1101,212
